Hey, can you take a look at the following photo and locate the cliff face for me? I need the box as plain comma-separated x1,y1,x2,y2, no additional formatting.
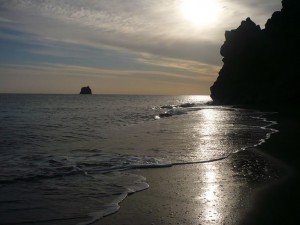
210,0,299,106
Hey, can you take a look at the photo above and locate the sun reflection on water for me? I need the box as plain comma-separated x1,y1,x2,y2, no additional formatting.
182,95,212,104
192,108,229,161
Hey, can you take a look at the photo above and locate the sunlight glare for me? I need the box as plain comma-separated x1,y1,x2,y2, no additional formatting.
180,0,221,27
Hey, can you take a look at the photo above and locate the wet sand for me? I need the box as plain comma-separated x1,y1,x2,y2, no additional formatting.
239,113,300,225
98,113,300,225
99,150,289,225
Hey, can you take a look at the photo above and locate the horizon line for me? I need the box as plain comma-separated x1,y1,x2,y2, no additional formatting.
0,92,211,96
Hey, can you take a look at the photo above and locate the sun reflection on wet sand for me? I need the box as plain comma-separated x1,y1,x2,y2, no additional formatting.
189,107,285,224
193,157,250,224
202,165,220,222
100,102,287,225
193,108,246,224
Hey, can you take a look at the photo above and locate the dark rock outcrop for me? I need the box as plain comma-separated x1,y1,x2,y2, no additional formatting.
210,0,299,107
80,86,92,94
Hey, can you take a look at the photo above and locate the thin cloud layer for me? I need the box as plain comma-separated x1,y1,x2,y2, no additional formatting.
0,63,215,94
0,0,281,94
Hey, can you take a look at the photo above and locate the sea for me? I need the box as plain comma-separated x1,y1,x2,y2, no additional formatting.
0,94,279,225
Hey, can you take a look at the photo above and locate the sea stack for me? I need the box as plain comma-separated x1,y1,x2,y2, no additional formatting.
80,86,92,95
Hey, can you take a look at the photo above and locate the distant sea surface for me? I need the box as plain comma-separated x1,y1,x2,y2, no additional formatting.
0,94,277,224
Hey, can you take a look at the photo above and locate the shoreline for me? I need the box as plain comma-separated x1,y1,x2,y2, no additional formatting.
238,112,300,225
97,112,299,225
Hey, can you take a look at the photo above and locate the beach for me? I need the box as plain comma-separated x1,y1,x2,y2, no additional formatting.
100,113,299,225
1,95,298,225
1,0,299,224
240,112,300,225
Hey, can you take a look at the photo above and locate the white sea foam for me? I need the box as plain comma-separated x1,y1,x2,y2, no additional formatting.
0,95,279,225
77,175,149,225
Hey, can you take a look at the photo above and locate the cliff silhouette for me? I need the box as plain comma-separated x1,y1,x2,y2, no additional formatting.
210,0,299,107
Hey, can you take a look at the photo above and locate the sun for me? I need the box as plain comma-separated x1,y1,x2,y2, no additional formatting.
180,0,221,27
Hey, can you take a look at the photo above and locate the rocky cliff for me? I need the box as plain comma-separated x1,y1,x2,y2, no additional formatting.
210,0,299,107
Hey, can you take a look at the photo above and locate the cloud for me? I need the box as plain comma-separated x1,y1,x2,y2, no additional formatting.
0,0,281,66
0,0,282,94
0,16,13,23
137,54,220,76
0,63,214,81
0,63,215,94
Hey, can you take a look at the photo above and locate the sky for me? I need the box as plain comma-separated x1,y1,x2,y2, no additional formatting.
0,0,281,95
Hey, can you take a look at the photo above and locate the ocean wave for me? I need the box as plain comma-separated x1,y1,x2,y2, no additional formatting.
156,102,199,119
73,111,279,225
0,95,280,225
77,175,149,225
155,101,234,119
0,166,83,184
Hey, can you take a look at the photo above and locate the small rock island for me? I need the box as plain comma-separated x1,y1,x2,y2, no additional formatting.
80,86,92,95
